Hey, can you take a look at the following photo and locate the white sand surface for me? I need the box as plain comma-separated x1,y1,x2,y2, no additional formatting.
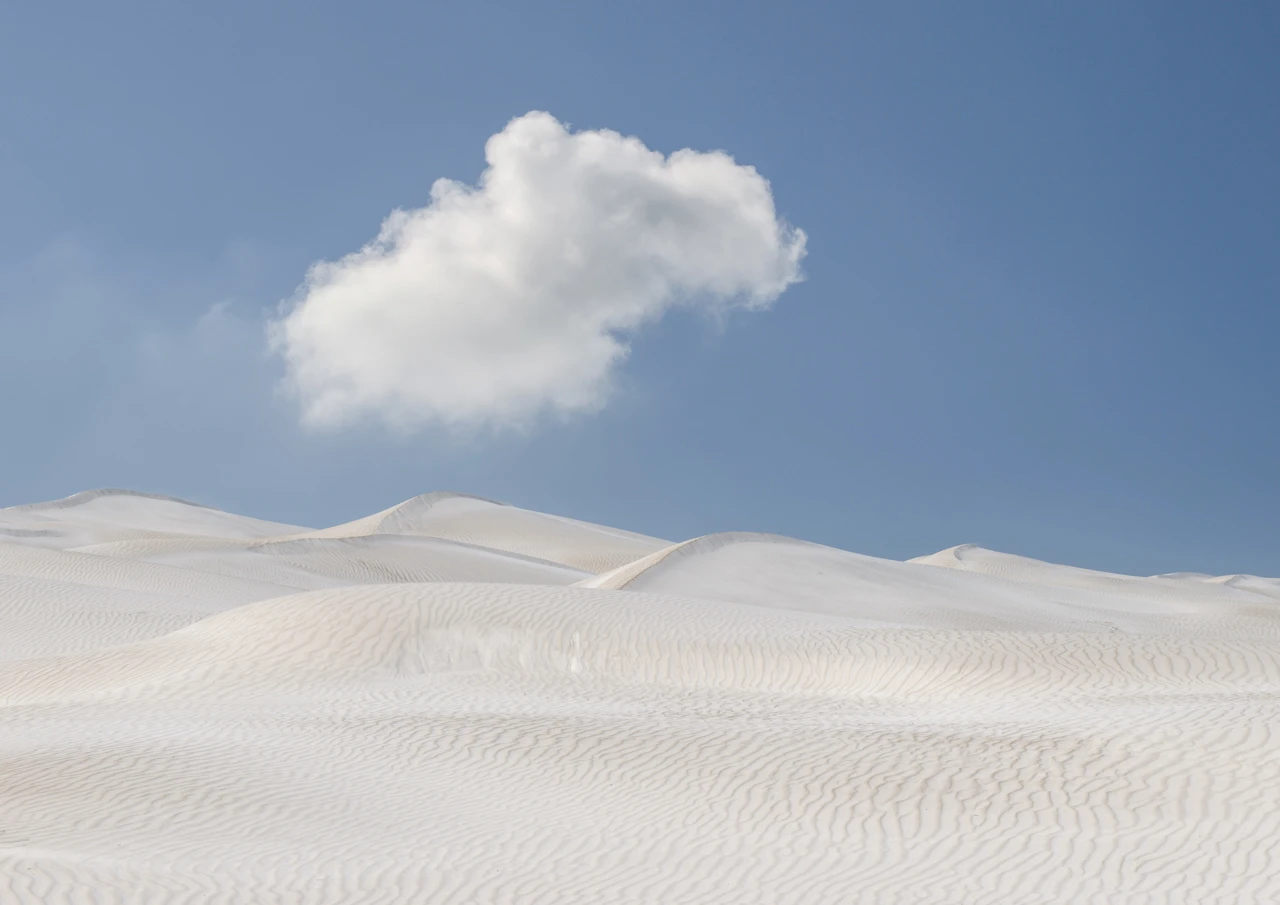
2,490,1279,902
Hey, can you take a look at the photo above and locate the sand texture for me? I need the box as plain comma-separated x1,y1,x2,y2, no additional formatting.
2,490,1279,903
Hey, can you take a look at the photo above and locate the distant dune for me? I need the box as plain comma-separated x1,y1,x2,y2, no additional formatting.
2,490,1279,902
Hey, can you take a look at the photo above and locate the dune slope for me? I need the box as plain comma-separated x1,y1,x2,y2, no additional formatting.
2,490,1279,903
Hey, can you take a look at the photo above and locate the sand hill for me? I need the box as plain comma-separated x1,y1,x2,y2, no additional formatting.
2,489,1278,903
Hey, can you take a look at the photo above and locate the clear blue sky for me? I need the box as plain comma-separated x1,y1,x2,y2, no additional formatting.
2,1,1277,576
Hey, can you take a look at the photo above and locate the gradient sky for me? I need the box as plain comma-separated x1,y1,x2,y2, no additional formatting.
2,1,1277,576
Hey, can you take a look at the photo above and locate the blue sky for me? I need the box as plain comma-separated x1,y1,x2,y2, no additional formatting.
1,1,1277,576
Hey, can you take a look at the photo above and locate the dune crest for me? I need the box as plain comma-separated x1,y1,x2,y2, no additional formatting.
2,489,1279,903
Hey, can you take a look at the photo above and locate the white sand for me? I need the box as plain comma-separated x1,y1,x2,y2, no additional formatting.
2,490,1279,902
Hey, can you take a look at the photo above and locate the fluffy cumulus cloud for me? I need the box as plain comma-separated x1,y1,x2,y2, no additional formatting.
270,111,806,429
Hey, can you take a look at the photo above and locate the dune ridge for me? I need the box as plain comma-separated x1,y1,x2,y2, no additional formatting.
2,489,1279,903
3,488,220,512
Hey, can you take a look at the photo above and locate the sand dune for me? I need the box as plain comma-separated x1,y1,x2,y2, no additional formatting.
2,490,1279,902
0,489,307,549
914,542,1280,604
582,532,1280,636
301,491,669,572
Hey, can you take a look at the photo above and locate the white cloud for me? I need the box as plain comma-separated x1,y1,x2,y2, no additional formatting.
269,111,806,429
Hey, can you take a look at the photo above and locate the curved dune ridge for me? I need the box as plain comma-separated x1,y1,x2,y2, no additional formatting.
300,491,668,572
2,491,1280,902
